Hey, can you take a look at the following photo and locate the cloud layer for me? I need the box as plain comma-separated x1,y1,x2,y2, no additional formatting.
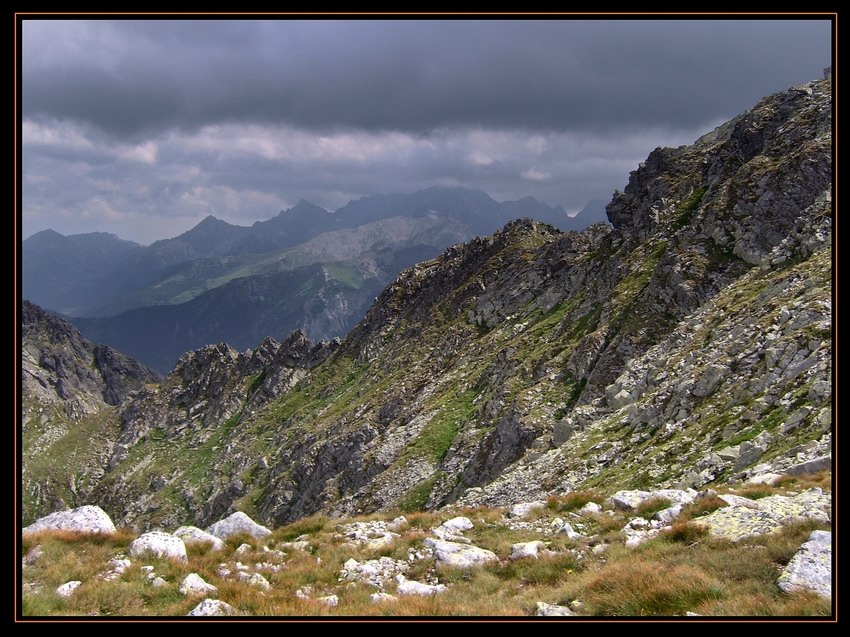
22,19,832,244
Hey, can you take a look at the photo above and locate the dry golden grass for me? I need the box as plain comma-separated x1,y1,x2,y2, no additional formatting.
20,488,832,618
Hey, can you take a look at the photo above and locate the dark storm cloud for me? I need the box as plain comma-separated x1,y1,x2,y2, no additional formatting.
22,18,832,244
23,20,831,138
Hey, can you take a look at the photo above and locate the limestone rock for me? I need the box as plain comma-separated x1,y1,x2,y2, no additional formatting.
778,530,831,599
424,537,498,568
579,502,602,515
187,598,237,616
237,572,270,589
509,501,546,518
152,577,167,587
609,489,695,511
396,576,446,596
535,601,575,616
510,540,546,560
318,595,339,607
174,526,225,551
23,505,116,535
56,581,82,597
129,531,187,562
179,573,217,596
206,511,272,540
370,592,398,603
440,516,474,533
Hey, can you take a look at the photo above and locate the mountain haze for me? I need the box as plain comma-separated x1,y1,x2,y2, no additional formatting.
25,187,604,372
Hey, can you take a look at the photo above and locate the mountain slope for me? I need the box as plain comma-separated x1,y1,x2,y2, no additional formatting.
77,78,832,530
21,301,160,522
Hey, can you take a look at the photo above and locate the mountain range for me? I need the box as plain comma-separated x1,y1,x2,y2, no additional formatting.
24,189,606,372
21,78,832,534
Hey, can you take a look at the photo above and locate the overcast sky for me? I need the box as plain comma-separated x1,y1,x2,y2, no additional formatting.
22,18,832,244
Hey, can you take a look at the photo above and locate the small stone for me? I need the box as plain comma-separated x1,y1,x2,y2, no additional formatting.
238,571,270,589
509,501,546,518
187,599,236,616
318,595,339,607
56,581,82,597
370,592,398,604
151,577,167,587
579,502,602,514
178,573,218,596
510,540,546,560
535,601,575,616
235,543,252,555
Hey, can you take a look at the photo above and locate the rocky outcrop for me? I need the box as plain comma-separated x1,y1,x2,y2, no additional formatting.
23,505,116,535
22,300,159,414
778,530,831,599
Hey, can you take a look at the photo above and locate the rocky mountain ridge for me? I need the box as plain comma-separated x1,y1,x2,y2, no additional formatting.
22,79,832,537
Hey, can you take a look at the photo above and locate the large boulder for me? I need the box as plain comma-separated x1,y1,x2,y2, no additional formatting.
700,489,831,541
23,505,116,535
206,512,272,540
174,526,225,551
424,538,498,568
778,530,831,599
129,531,188,562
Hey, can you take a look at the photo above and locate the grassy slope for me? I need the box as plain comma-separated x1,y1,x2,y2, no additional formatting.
21,473,831,617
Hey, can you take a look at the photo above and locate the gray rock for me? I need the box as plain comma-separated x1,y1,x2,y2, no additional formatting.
187,598,237,616
370,592,398,604
206,511,272,540
609,489,696,511
579,502,602,514
151,577,167,587
179,573,218,596
318,595,339,607
692,364,728,397
174,526,226,551
23,505,116,535
56,581,82,597
440,516,474,533
129,531,188,562
778,530,831,599
396,576,446,596
510,540,546,560
535,601,575,616
424,538,498,568
237,571,270,589
786,456,831,476
23,545,43,567
509,500,546,518
652,505,683,525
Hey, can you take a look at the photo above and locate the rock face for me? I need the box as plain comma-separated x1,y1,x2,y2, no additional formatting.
33,78,833,532
206,512,272,540
129,532,188,562
22,303,159,525
22,300,159,411
699,488,830,541
23,505,116,535
778,530,831,599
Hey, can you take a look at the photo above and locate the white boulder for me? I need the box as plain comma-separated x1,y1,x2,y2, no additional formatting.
129,531,187,562
24,505,116,535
